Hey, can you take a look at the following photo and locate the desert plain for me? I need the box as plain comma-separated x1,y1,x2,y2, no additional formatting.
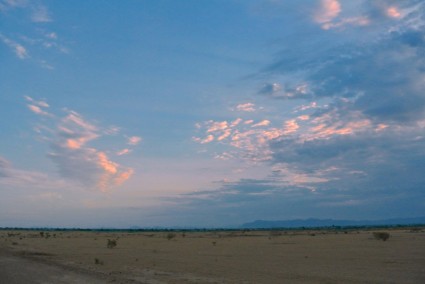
0,228,424,283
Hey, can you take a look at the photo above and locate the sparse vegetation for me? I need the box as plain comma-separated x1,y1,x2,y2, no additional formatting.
269,230,282,238
373,232,390,241
107,239,117,248
166,233,176,240
94,258,104,265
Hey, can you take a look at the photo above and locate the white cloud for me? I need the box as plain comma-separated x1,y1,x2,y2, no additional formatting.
0,33,28,59
31,4,51,22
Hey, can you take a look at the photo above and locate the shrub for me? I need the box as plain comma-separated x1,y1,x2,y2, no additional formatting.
107,239,117,248
373,232,390,241
166,233,176,240
94,258,104,265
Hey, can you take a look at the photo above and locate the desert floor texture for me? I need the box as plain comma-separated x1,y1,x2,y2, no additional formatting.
0,228,424,283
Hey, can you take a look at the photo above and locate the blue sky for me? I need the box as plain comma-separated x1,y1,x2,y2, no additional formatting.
1,0,425,228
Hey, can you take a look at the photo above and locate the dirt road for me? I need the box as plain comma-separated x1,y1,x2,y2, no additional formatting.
0,250,118,284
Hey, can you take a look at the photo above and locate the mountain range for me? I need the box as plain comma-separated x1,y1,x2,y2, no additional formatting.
241,217,425,229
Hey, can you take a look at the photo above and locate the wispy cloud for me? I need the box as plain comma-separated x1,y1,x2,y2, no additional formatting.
27,99,138,191
31,4,51,22
0,155,66,190
259,82,310,99
1,1,68,70
0,0,27,12
252,120,270,127
127,136,142,146
314,0,341,24
116,149,131,156
194,1,425,213
235,103,256,112
0,33,28,59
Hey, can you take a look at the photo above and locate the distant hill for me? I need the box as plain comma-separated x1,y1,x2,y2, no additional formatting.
241,217,425,229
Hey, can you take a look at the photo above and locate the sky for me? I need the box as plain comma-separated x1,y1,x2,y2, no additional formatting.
1,0,425,228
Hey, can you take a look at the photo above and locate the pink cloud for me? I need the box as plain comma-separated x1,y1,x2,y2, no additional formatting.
297,115,310,121
116,148,131,156
252,120,271,127
114,168,134,187
236,103,256,112
230,118,242,127
96,151,134,191
283,119,299,134
386,6,401,19
127,136,142,145
217,129,232,141
375,124,388,132
207,121,228,133
193,135,215,144
27,99,136,191
27,104,50,116
314,0,341,24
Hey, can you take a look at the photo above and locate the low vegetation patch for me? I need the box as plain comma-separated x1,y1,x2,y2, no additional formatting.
373,232,390,241
166,233,176,240
94,258,104,265
107,239,117,248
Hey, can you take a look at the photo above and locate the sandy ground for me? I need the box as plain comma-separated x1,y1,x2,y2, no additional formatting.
1,228,424,283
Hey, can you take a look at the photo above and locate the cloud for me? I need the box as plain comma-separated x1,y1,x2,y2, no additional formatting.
0,157,11,177
252,120,270,127
267,2,425,123
31,4,51,22
0,155,67,189
26,99,136,191
193,135,214,144
236,103,256,112
25,96,52,116
0,0,27,11
116,149,131,156
258,82,311,99
386,6,401,19
184,1,425,223
0,33,28,59
258,83,281,96
314,0,341,24
27,104,51,116
127,136,142,146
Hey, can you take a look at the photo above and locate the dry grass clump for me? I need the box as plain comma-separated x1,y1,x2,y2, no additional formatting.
107,239,117,248
373,232,390,241
166,233,176,240
94,258,104,265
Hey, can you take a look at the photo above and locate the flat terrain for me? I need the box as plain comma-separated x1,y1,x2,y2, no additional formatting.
1,228,424,283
